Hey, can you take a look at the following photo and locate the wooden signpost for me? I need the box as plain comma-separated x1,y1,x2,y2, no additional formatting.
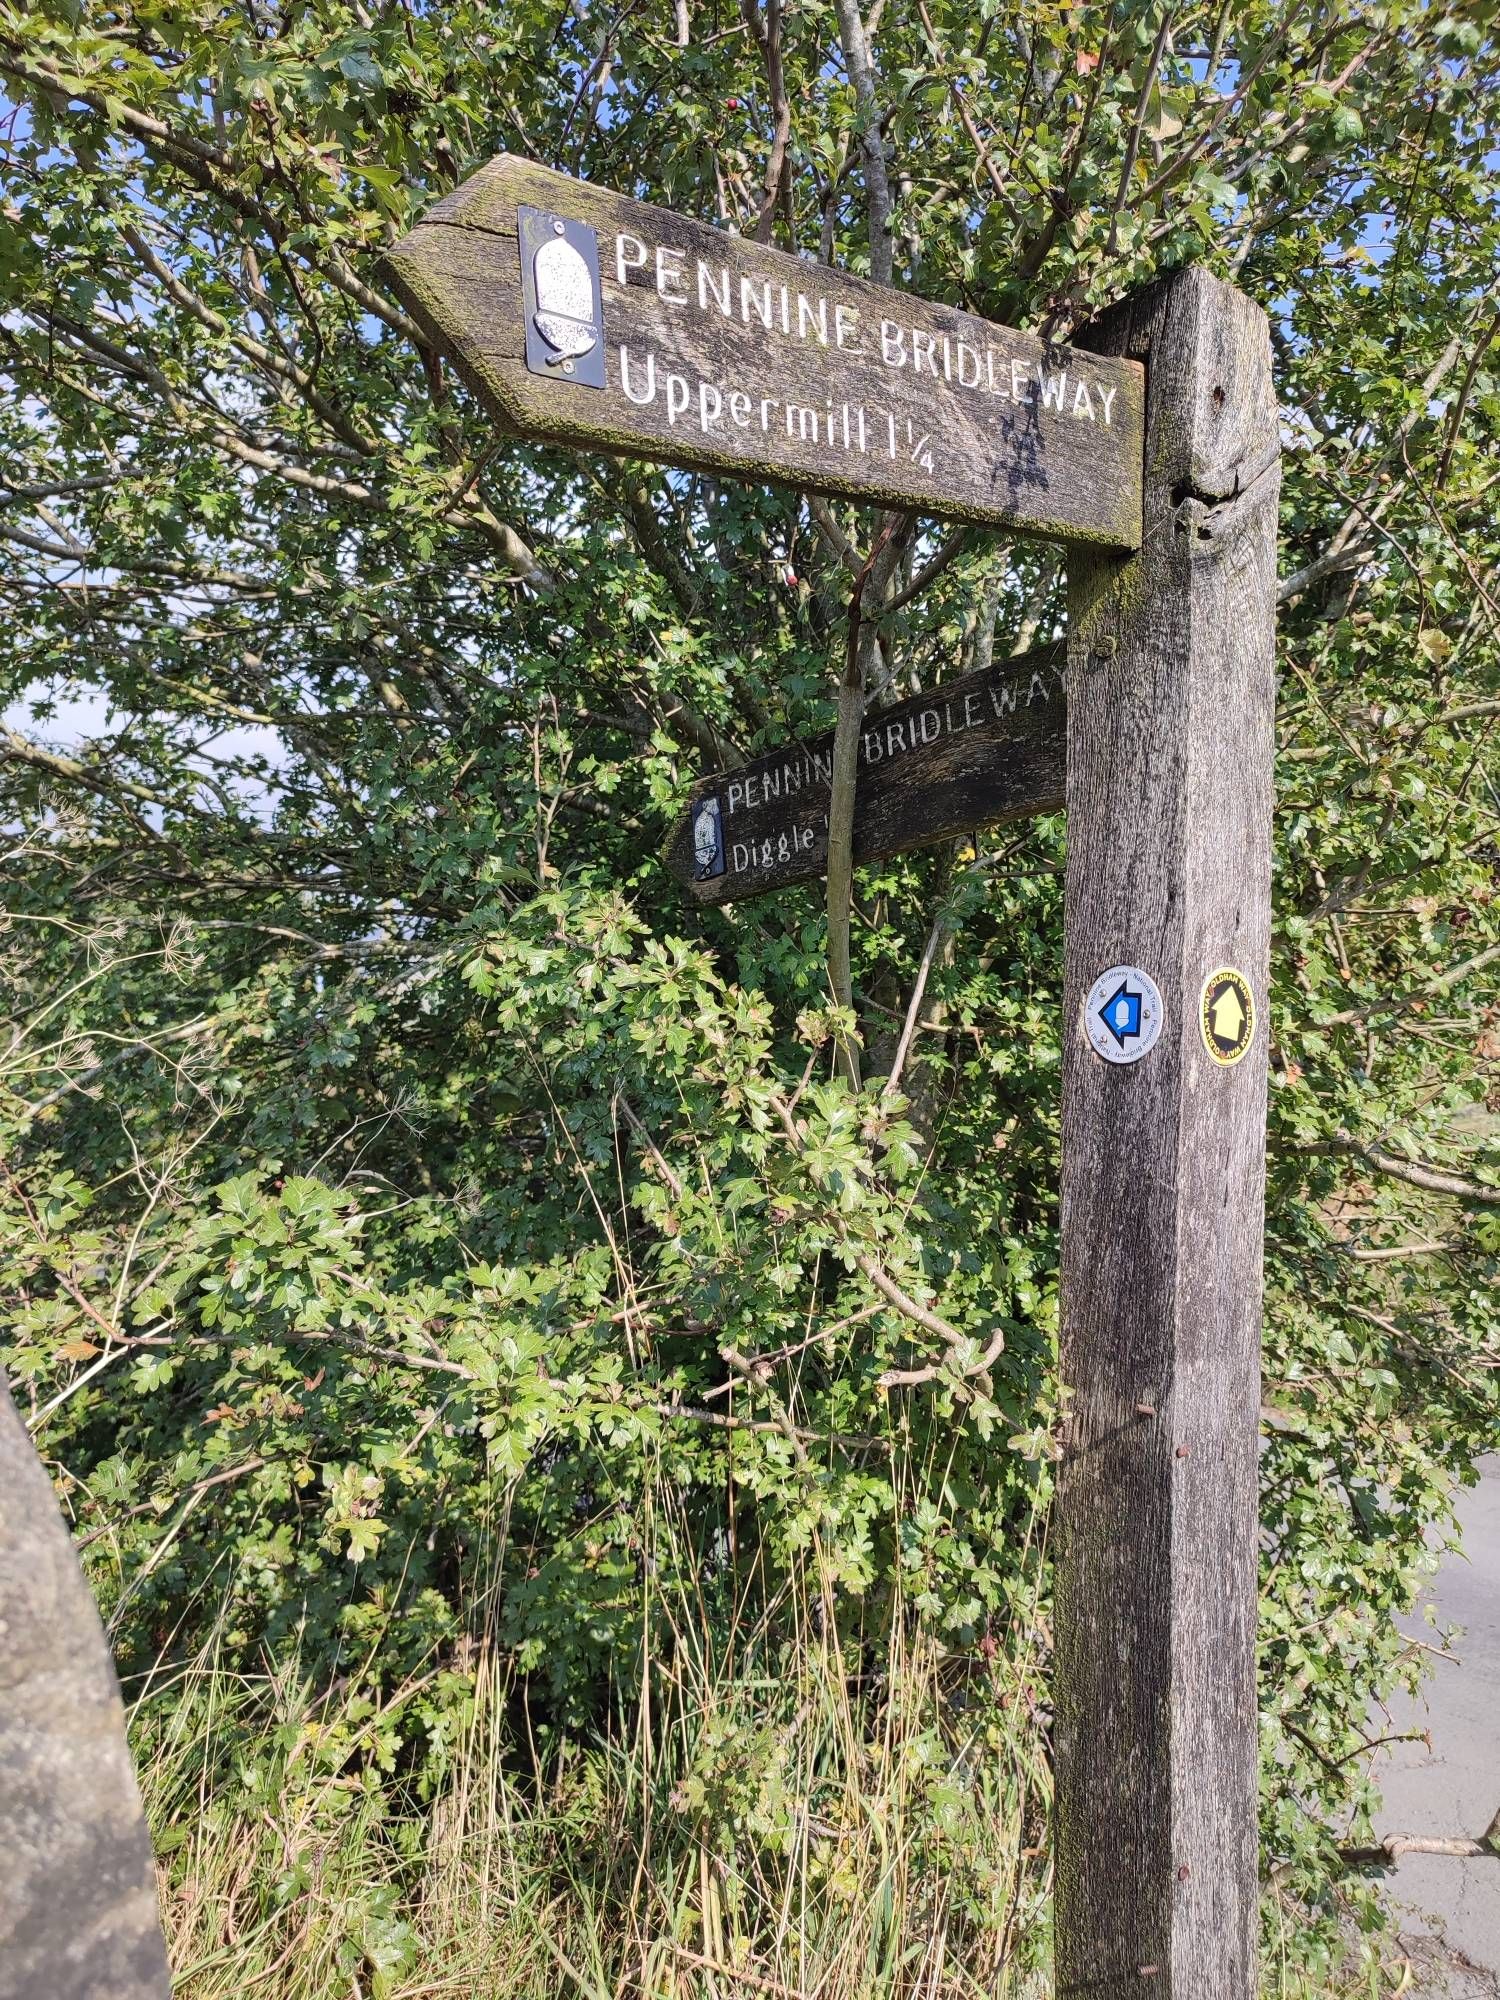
390,165,1280,2000
664,645,1064,903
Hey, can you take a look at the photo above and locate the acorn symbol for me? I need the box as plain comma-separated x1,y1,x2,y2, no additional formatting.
532,228,597,363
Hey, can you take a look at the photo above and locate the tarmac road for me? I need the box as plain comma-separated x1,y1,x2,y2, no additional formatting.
1373,1457,1500,1997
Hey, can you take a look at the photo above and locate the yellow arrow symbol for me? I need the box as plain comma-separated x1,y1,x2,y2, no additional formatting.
1210,986,1245,1044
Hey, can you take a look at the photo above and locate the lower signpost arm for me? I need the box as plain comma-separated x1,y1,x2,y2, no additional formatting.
1055,266,1280,1999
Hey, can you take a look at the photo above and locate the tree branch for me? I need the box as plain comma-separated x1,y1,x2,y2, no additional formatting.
1339,1807,1500,1868
830,0,893,285
742,0,793,246
1299,1131,1500,1206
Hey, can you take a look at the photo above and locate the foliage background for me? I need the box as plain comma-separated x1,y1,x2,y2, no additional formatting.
1,1,1497,1992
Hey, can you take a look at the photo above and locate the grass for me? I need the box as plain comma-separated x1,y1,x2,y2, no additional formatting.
124,1488,1407,1998
138,1587,1055,1997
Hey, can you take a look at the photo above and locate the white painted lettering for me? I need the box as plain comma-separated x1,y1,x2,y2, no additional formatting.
862,730,884,764
787,403,819,443
615,232,648,286
655,247,687,302
731,842,751,871
698,382,723,431
887,720,907,756
964,692,982,728
741,275,773,329
665,371,690,423
729,390,751,427
1011,359,1032,403
619,345,656,405
1072,380,1095,421
880,320,907,368
1097,384,1118,426
956,341,982,388
759,397,778,432
796,294,829,344
911,329,939,378
698,262,731,316
1038,368,1067,413
834,304,861,352
918,709,941,745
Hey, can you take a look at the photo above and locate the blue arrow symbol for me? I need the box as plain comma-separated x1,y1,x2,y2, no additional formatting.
1098,980,1143,1047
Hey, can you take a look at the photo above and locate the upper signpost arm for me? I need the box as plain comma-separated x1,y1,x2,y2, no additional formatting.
1055,265,1281,2000
382,154,1145,551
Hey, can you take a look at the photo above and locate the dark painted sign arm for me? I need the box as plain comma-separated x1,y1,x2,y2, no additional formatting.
664,645,1066,904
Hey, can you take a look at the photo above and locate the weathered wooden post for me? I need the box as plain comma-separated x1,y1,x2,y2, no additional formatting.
1055,267,1280,1998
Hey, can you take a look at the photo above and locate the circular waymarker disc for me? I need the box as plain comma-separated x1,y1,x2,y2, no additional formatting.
1084,964,1165,1065
1200,966,1256,1066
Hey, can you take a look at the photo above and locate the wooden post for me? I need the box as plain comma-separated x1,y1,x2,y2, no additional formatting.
1055,267,1280,1998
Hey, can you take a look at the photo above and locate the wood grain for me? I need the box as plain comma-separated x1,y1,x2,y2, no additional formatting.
664,646,1064,903
384,156,1144,549
0,1374,172,1999
1054,267,1280,2000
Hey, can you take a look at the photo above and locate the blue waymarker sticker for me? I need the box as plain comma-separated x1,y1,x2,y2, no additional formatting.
1084,964,1165,1065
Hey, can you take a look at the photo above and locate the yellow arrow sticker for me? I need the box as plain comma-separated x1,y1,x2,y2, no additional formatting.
1200,967,1255,1066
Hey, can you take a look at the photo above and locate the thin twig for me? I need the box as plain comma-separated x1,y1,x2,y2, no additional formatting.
1298,1131,1500,1206
1105,8,1174,261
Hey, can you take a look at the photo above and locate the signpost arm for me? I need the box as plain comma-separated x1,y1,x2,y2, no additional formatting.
1055,266,1280,1999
